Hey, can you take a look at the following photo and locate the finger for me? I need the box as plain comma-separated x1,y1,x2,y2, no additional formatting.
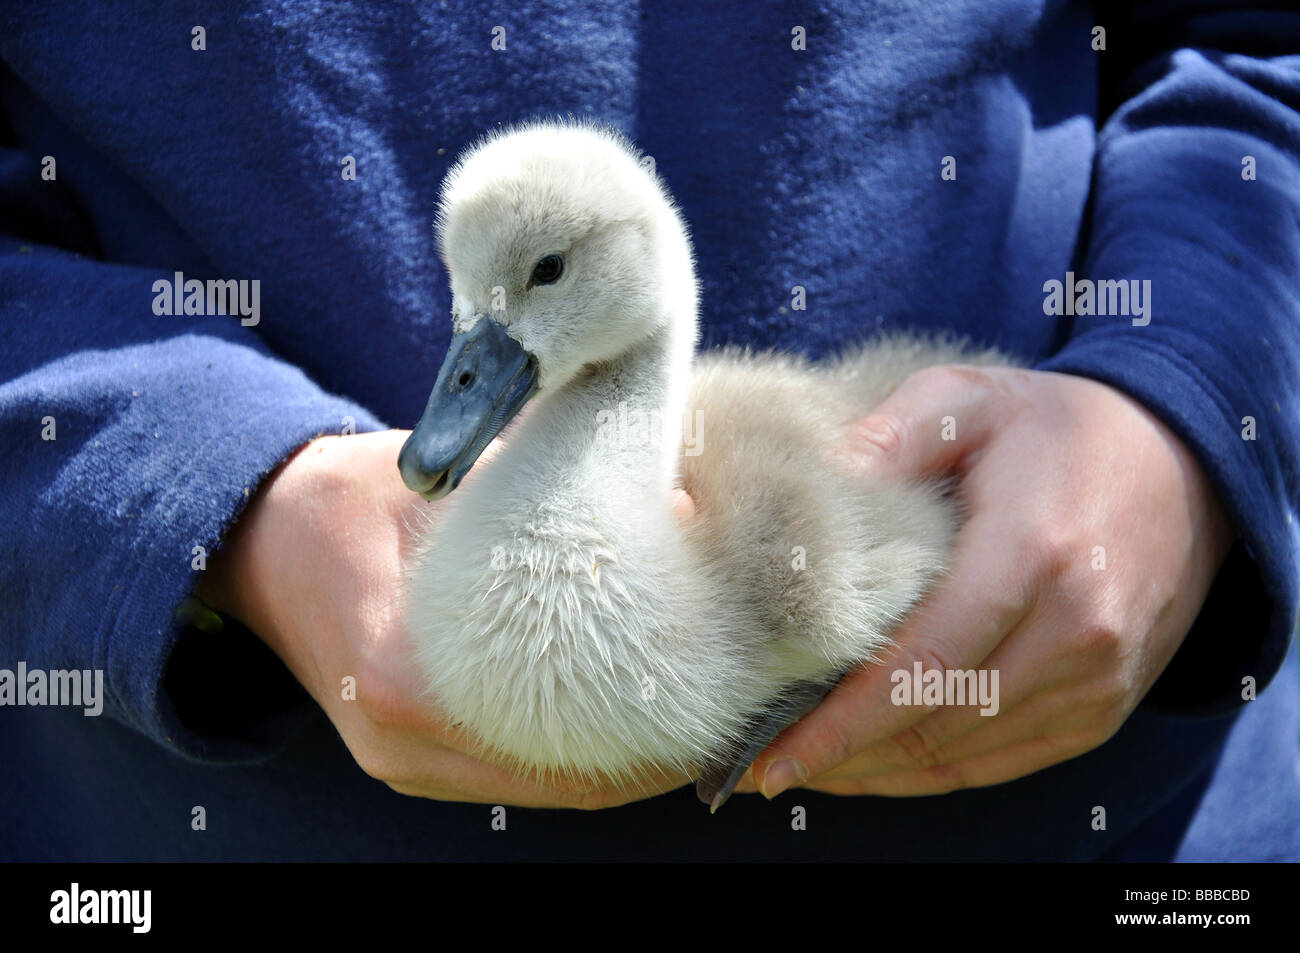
382,740,690,809
811,680,1068,782
806,594,1111,780
846,364,1017,480
871,673,1121,779
800,729,1100,797
749,501,1034,796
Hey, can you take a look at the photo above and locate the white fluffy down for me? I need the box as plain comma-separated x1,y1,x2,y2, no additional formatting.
407,120,1010,785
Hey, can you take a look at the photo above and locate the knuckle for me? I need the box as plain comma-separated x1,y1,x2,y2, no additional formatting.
1068,691,1130,750
1024,524,1083,584
1098,679,1136,725
1071,616,1126,666
1057,677,1131,740
851,412,907,459
383,779,420,797
911,643,960,688
914,363,1002,404
910,363,967,390
920,760,970,794
351,661,416,730
351,740,398,785
817,716,862,771
1077,719,1122,754
343,720,414,789
886,722,943,770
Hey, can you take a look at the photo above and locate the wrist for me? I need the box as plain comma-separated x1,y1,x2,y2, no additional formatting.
196,437,325,638
1107,383,1236,569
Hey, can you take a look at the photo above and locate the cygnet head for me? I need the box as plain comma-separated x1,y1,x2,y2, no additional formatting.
399,121,697,499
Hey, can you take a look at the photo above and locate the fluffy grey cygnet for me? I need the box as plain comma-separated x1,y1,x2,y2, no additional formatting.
399,120,1009,811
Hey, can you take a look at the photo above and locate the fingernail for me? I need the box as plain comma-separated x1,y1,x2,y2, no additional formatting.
760,759,807,799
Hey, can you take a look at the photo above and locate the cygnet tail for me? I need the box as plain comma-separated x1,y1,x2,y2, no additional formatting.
695,675,843,813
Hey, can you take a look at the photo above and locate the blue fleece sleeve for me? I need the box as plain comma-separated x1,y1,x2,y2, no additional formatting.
1036,4,1300,714
0,194,385,762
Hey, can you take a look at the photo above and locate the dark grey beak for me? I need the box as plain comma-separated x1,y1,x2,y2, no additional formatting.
399,317,539,500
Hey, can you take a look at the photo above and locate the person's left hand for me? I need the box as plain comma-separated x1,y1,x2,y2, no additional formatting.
731,364,1235,799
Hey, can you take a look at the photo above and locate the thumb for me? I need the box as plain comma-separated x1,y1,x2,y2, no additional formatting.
847,364,1002,479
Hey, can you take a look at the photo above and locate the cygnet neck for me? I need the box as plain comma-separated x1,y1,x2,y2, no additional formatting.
538,318,693,497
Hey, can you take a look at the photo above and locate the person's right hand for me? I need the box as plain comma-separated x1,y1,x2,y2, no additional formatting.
198,429,689,808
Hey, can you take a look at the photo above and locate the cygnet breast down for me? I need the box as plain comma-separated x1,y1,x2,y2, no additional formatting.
398,120,1009,810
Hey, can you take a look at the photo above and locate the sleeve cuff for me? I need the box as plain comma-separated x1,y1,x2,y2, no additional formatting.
102,376,385,762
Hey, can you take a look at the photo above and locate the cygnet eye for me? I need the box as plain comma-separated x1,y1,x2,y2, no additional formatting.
530,254,564,285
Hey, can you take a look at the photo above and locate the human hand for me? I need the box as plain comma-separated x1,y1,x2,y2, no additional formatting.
198,429,687,808
733,365,1234,799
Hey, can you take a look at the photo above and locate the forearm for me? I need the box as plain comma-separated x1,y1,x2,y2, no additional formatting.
0,243,385,757
1038,4,1300,710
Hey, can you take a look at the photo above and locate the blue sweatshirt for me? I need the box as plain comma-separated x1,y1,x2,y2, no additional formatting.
1,0,1297,861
